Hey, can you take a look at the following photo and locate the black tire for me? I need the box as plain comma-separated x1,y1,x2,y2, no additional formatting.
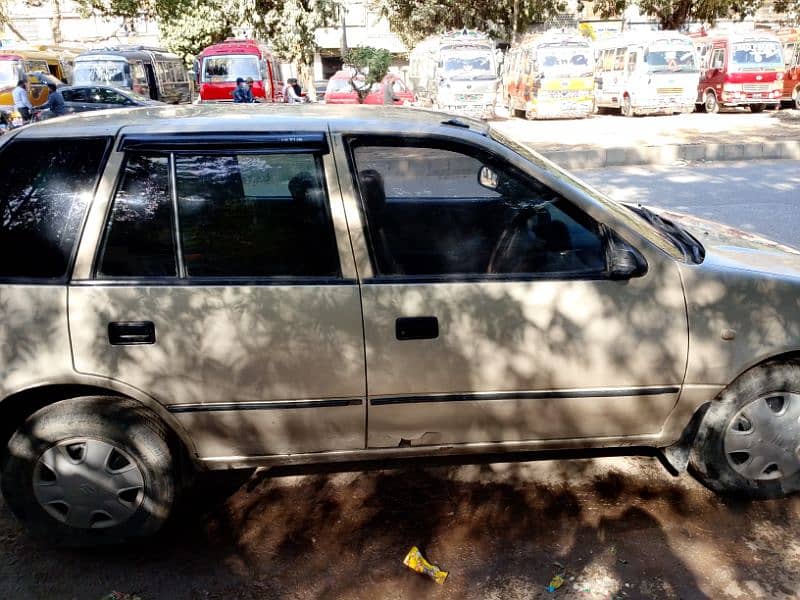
690,362,800,499
750,103,766,113
703,91,719,114
1,397,177,546
621,95,634,117
795,88,800,110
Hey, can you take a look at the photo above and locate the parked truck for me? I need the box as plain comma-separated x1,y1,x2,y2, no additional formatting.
409,29,500,118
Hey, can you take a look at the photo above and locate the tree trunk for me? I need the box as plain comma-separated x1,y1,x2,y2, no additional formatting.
659,0,693,30
297,60,315,103
51,0,63,44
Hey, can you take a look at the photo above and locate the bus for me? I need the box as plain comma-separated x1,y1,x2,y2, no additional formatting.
503,30,594,119
73,46,192,104
594,31,700,117
693,31,784,113
195,39,283,103
409,29,500,119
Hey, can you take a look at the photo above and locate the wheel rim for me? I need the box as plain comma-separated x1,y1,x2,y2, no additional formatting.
705,93,717,112
723,393,800,481
33,438,145,529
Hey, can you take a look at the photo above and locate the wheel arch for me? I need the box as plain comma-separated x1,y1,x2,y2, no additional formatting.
0,380,200,472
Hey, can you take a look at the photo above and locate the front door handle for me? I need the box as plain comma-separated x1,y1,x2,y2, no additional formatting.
108,321,156,345
396,316,439,341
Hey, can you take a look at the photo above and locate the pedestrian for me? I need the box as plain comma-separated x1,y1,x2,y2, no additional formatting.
232,77,249,103
283,78,302,104
382,74,399,106
44,82,67,117
12,79,33,122
245,77,257,102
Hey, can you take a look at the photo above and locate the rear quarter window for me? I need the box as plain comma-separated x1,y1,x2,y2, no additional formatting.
0,137,109,280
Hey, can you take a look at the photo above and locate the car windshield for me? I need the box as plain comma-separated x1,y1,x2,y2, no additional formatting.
202,55,260,82
73,60,129,86
489,128,704,263
645,42,698,72
0,60,21,87
442,51,496,80
731,41,783,67
536,46,593,76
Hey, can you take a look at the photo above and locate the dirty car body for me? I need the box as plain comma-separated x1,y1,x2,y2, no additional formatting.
1,104,800,544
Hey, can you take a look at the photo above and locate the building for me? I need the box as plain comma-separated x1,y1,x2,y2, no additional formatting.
313,0,407,79
1,0,158,48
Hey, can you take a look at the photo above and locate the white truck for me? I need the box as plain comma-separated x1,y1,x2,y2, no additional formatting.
409,29,500,118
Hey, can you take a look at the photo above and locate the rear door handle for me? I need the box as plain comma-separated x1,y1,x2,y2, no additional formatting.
396,316,439,341
108,321,156,345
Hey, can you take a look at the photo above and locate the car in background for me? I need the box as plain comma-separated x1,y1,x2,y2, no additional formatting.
324,70,415,105
38,84,163,118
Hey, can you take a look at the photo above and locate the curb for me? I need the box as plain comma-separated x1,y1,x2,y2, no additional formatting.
536,140,800,169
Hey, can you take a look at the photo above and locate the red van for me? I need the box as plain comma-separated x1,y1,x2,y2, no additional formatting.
195,39,283,103
778,28,800,109
694,32,784,113
324,70,414,105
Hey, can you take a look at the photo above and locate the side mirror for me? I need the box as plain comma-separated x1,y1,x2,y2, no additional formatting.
478,166,499,190
609,245,647,280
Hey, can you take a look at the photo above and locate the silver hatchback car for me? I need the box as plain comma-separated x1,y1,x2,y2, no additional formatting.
1,105,800,545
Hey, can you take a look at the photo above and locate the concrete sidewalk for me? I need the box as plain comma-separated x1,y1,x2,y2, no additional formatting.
490,108,800,168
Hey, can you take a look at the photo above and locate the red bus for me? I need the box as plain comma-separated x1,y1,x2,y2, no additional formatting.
778,28,800,109
195,39,283,102
693,31,784,113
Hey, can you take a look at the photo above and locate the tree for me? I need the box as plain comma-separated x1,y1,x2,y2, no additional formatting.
1,0,29,40
370,0,566,48
234,0,341,95
592,0,764,30
343,46,391,103
159,0,235,64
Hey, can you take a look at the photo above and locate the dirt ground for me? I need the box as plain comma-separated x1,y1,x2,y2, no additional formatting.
1,451,798,600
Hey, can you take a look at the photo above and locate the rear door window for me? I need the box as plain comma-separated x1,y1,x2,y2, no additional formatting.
0,137,109,279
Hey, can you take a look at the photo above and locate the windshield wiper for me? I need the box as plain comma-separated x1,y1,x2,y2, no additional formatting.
630,205,705,263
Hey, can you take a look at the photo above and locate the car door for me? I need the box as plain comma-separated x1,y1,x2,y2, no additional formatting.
69,133,366,460
332,131,688,449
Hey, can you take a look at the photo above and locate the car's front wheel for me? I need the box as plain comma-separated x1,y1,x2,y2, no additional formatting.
1,397,177,545
691,362,800,498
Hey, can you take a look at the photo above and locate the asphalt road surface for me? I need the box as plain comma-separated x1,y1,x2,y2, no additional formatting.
576,160,800,250
2,160,800,600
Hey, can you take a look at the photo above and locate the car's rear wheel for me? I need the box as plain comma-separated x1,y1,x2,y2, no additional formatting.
703,91,719,114
621,95,634,117
794,86,800,110
1,397,177,545
691,362,800,498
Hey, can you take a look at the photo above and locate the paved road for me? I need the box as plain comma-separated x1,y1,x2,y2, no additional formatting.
577,160,800,249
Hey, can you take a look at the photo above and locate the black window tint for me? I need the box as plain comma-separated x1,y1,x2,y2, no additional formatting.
353,144,607,278
0,137,108,279
175,153,340,278
97,154,176,278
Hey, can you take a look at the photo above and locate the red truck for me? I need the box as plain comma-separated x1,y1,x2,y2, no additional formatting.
194,39,283,103
693,31,784,113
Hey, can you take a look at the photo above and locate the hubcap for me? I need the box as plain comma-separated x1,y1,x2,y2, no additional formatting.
724,393,800,481
33,438,144,529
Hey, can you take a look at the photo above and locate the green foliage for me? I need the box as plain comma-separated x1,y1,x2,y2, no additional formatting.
592,0,765,29
773,0,800,18
159,0,234,63
370,0,566,47
234,0,341,87
74,0,190,20
344,46,391,102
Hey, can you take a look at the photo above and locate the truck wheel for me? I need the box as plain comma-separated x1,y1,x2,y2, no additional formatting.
690,362,800,499
703,91,719,114
750,103,766,113
794,87,800,110
1,397,177,546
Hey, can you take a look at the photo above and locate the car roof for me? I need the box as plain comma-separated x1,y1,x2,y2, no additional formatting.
16,104,490,139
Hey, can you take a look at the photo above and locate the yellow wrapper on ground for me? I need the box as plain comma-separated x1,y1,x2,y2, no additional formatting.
403,546,448,584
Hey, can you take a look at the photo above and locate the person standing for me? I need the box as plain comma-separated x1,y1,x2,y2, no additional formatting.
44,82,67,117
245,77,257,102
382,74,399,106
12,79,34,122
232,77,249,103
